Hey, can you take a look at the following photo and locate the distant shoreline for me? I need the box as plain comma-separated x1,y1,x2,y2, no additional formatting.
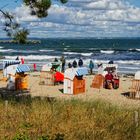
0,40,41,44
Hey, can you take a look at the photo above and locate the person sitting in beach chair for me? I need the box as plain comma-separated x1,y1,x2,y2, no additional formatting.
104,71,113,89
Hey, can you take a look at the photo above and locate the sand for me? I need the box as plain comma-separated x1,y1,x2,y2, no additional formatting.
0,71,140,109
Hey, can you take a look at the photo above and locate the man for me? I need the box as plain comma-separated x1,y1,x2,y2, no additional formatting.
60,56,66,72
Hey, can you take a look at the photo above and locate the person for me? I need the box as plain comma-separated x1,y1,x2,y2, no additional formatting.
104,71,113,89
60,56,66,72
78,58,83,67
15,56,19,60
89,60,94,74
108,60,114,64
68,62,72,68
54,58,58,62
21,57,24,64
33,63,37,71
72,60,77,68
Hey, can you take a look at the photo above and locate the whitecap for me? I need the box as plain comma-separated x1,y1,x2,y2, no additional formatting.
63,52,80,55
5,55,60,60
81,53,92,56
0,49,13,52
136,49,140,52
100,50,114,54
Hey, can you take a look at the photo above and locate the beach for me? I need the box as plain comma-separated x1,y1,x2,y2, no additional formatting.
0,71,139,109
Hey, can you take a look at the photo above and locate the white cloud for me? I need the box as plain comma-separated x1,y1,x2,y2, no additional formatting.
14,5,39,22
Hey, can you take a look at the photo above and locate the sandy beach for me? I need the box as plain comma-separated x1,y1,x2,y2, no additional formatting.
0,71,139,109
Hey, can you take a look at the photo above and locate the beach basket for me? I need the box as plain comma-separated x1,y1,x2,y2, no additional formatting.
64,76,85,95
64,67,88,95
130,79,140,99
73,76,85,94
91,74,104,89
15,74,28,90
40,71,55,86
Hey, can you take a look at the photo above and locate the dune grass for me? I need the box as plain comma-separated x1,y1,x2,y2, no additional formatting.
0,97,139,140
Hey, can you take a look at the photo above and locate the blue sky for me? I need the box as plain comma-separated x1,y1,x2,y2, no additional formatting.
0,0,140,38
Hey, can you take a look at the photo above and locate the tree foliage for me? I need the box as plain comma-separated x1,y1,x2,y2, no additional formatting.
23,0,68,18
2,11,29,44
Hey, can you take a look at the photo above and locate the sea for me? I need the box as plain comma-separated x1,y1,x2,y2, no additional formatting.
0,38,140,74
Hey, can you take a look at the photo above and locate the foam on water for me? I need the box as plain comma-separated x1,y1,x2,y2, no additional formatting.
5,55,60,60
63,52,80,55
81,53,93,56
136,49,140,51
100,50,114,54
0,49,13,52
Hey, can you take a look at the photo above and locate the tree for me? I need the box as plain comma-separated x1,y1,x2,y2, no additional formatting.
1,11,29,44
23,0,68,18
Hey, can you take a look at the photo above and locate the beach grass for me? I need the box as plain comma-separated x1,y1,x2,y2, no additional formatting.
0,98,139,140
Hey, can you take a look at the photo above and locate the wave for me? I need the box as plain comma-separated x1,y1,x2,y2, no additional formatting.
65,45,70,48
5,55,60,60
63,52,80,55
0,49,13,52
100,50,114,54
119,66,140,70
39,49,54,52
0,46,4,49
129,48,140,52
116,60,140,65
136,49,140,52
81,53,92,56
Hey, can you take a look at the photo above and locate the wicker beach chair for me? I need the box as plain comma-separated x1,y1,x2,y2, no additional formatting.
91,74,104,90
130,79,140,99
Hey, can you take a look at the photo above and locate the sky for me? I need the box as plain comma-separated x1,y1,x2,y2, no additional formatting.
0,0,140,38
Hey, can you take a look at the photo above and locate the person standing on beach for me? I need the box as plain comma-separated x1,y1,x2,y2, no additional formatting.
60,56,66,72
68,62,72,68
54,58,58,62
89,60,94,74
72,60,77,68
21,57,24,64
78,58,83,67
15,56,19,60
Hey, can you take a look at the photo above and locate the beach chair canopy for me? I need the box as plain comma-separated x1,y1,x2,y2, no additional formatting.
98,64,118,76
3,64,30,77
102,64,118,70
135,71,140,80
3,60,20,69
16,64,30,73
51,62,62,72
41,62,62,72
65,67,88,80
41,63,52,72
